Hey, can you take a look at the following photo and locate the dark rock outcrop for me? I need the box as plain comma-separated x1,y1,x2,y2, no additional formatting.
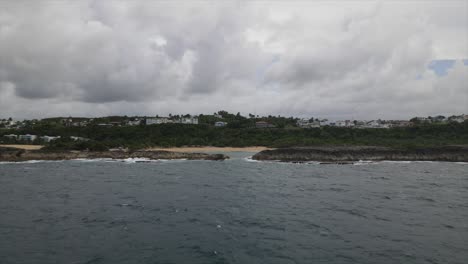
252,146,468,162
0,148,229,162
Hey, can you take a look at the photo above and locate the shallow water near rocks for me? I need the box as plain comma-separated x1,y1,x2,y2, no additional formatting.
1,152,467,264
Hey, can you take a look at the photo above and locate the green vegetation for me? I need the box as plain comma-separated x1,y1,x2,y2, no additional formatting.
40,138,108,152
198,111,297,128
1,119,467,150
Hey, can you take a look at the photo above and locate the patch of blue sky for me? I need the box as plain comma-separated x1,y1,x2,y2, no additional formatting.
428,59,456,76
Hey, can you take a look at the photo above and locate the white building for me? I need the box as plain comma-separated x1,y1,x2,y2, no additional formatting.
40,136,61,142
297,119,320,128
180,117,199,124
127,119,142,126
449,115,467,123
70,136,88,141
146,117,158,125
146,117,171,125
354,121,366,128
320,120,334,126
215,121,227,127
363,120,389,128
146,116,198,125
3,134,18,140
18,134,37,141
335,121,346,127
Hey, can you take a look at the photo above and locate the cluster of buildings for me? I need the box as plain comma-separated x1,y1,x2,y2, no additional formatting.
214,121,277,128
61,118,91,127
1,113,467,132
3,134,60,142
412,114,468,124
1,115,201,130
297,119,321,128
62,118,140,127
297,119,412,129
48,116,200,127
292,114,463,129
145,116,199,125
2,134,88,143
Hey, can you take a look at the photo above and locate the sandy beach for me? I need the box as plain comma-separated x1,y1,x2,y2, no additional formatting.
0,144,43,150
146,146,273,153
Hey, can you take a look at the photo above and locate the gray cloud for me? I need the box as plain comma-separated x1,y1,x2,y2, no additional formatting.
0,1,466,119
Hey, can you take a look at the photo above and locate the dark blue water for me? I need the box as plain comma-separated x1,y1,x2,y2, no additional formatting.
1,152,467,264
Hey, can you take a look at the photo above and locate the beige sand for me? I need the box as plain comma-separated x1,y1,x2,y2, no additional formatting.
146,146,272,153
0,144,44,150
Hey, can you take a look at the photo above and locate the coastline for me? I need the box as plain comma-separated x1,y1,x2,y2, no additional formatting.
146,146,272,153
252,146,468,163
3,145,468,163
0,148,229,162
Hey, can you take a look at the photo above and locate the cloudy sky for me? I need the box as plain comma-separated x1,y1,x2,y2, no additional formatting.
0,1,467,120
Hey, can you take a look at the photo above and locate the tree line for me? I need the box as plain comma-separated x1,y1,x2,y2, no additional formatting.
1,120,467,151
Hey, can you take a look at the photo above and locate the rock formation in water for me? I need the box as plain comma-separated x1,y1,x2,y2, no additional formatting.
252,146,468,162
0,147,229,162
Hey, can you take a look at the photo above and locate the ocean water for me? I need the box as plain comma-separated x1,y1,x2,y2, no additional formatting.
0,152,467,264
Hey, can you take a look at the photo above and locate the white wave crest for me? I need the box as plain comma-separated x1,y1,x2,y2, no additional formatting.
381,160,413,164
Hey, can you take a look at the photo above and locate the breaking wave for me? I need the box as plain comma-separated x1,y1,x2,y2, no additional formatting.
0,158,189,164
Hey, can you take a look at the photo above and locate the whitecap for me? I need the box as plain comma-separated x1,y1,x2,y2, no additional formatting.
353,160,377,166
157,158,188,162
381,160,413,164
244,158,285,164
0,161,17,164
121,158,153,163
244,157,261,163
0,160,66,164
71,158,113,162
305,161,321,165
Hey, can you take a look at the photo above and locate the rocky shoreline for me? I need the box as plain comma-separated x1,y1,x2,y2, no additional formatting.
0,147,229,162
251,146,468,163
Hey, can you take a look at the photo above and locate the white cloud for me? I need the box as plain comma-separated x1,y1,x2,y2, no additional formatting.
0,0,466,119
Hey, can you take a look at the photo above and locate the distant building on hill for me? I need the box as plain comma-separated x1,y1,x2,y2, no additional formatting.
449,115,467,123
364,120,389,128
3,134,18,140
215,121,227,127
389,120,412,128
180,117,199,124
97,123,112,127
70,136,88,141
146,117,170,125
40,136,61,142
127,119,142,126
146,116,198,125
335,120,353,127
320,120,335,126
109,121,122,127
297,119,320,128
18,134,37,141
